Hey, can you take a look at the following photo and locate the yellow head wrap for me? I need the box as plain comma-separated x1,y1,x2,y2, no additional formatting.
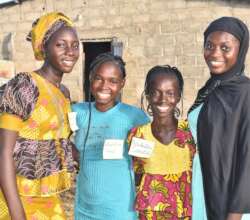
28,12,73,61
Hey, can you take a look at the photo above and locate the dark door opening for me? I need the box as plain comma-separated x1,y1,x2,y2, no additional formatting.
83,42,111,101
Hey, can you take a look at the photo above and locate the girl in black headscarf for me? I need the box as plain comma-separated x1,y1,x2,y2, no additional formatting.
188,17,250,220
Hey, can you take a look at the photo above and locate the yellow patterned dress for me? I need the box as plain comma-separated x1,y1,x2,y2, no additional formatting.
127,120,195,220
0,72,75,220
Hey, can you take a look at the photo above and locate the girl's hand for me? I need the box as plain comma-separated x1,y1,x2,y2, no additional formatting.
226,213,242,220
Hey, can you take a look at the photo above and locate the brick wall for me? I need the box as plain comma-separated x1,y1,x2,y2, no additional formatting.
1,0,250,115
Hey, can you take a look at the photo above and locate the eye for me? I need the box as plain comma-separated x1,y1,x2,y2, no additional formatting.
109,78,120,84
56,42,66,48
92,75,102,81
149,90,159,97
204,42,213,50
221,45,230,52
72,42,79,50
166,91,176,98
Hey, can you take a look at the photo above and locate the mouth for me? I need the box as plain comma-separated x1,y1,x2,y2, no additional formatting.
62,59,76,67
155,105,170,113
208,60,224,68
96,92,111,99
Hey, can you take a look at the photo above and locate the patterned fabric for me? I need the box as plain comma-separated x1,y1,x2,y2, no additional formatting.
139,210,191,220
0,72,75,199
0,190,67,220
127,120,195,219
27,12,73,60
0,72,38,120
14,138,74,180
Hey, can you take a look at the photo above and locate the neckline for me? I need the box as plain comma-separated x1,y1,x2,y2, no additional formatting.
33,71,61,89
148,120,182,146
93,101,121,114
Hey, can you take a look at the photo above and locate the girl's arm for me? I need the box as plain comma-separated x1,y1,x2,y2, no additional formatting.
0,128,26,220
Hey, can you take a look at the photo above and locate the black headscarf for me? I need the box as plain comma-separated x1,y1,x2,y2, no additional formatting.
189,16,249,112
189,17,250,220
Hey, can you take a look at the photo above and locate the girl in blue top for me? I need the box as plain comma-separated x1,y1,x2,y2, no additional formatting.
72,53,149,220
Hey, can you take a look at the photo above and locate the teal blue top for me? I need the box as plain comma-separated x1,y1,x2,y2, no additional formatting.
188,104,207,220
73,102,149,220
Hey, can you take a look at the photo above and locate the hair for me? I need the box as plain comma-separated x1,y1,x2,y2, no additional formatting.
89,52,126,79
141,65,184,116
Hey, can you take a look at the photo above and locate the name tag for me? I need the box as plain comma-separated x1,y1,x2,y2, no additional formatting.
128,137,155,158
103,139,124,159
68,112,79,131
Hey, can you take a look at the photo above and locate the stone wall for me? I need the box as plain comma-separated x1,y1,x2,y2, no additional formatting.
1,0,250,115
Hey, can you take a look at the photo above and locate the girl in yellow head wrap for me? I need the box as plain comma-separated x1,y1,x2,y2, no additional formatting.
0,12,79,220
27,12,73,60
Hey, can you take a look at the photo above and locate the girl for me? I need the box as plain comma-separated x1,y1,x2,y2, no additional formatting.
0,12,79,220
72,53,149,220
128,65,195,220
188,17,250,220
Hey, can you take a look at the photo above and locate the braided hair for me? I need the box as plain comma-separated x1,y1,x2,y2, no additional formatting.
89,52,126,80
141,65,184,116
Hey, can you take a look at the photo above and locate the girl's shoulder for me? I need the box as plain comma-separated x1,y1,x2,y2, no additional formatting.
119,103,150,122
129,123,151,139
71,102,90,113
0,72,39,120
119,102,143,112
178,119,189,130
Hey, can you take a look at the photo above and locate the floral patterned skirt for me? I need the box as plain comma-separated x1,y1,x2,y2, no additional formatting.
139,210,191,220
135,172,192,218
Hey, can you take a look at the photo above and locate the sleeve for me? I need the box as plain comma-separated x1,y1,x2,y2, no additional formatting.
133,108,151,126
127,127,145,174
71,103,89,151
0,72,39,131
184,120,196,157
228,88,250,212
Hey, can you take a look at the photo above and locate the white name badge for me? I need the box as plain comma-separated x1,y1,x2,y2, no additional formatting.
103,139,124,159
128,137,155,158
68,112,79,131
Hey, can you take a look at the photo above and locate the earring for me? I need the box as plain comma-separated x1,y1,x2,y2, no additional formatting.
174,107,180,119
147,104,153,116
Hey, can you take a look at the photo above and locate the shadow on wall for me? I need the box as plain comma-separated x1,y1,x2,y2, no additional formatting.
1,33,14,60
186,0,250,4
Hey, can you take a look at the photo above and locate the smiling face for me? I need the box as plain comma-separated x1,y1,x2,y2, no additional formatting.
147,73,181,119
90,62,125,112
44,26,79,74
204,31,240,75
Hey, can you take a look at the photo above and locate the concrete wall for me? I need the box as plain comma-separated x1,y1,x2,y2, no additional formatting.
1,0,250,115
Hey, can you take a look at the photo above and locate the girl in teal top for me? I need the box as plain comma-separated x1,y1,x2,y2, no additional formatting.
73,53,149,220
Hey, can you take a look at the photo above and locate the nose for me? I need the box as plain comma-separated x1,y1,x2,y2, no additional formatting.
158,92,169,103
65,45,76,57
209,46,222,58
100,80,110,90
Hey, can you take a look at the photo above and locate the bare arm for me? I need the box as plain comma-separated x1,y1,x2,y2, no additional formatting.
226,213,242,220
0,128,26,220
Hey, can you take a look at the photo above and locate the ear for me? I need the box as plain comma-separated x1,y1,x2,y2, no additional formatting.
176,94,182,104
120,78,125,89
41,44,47,60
